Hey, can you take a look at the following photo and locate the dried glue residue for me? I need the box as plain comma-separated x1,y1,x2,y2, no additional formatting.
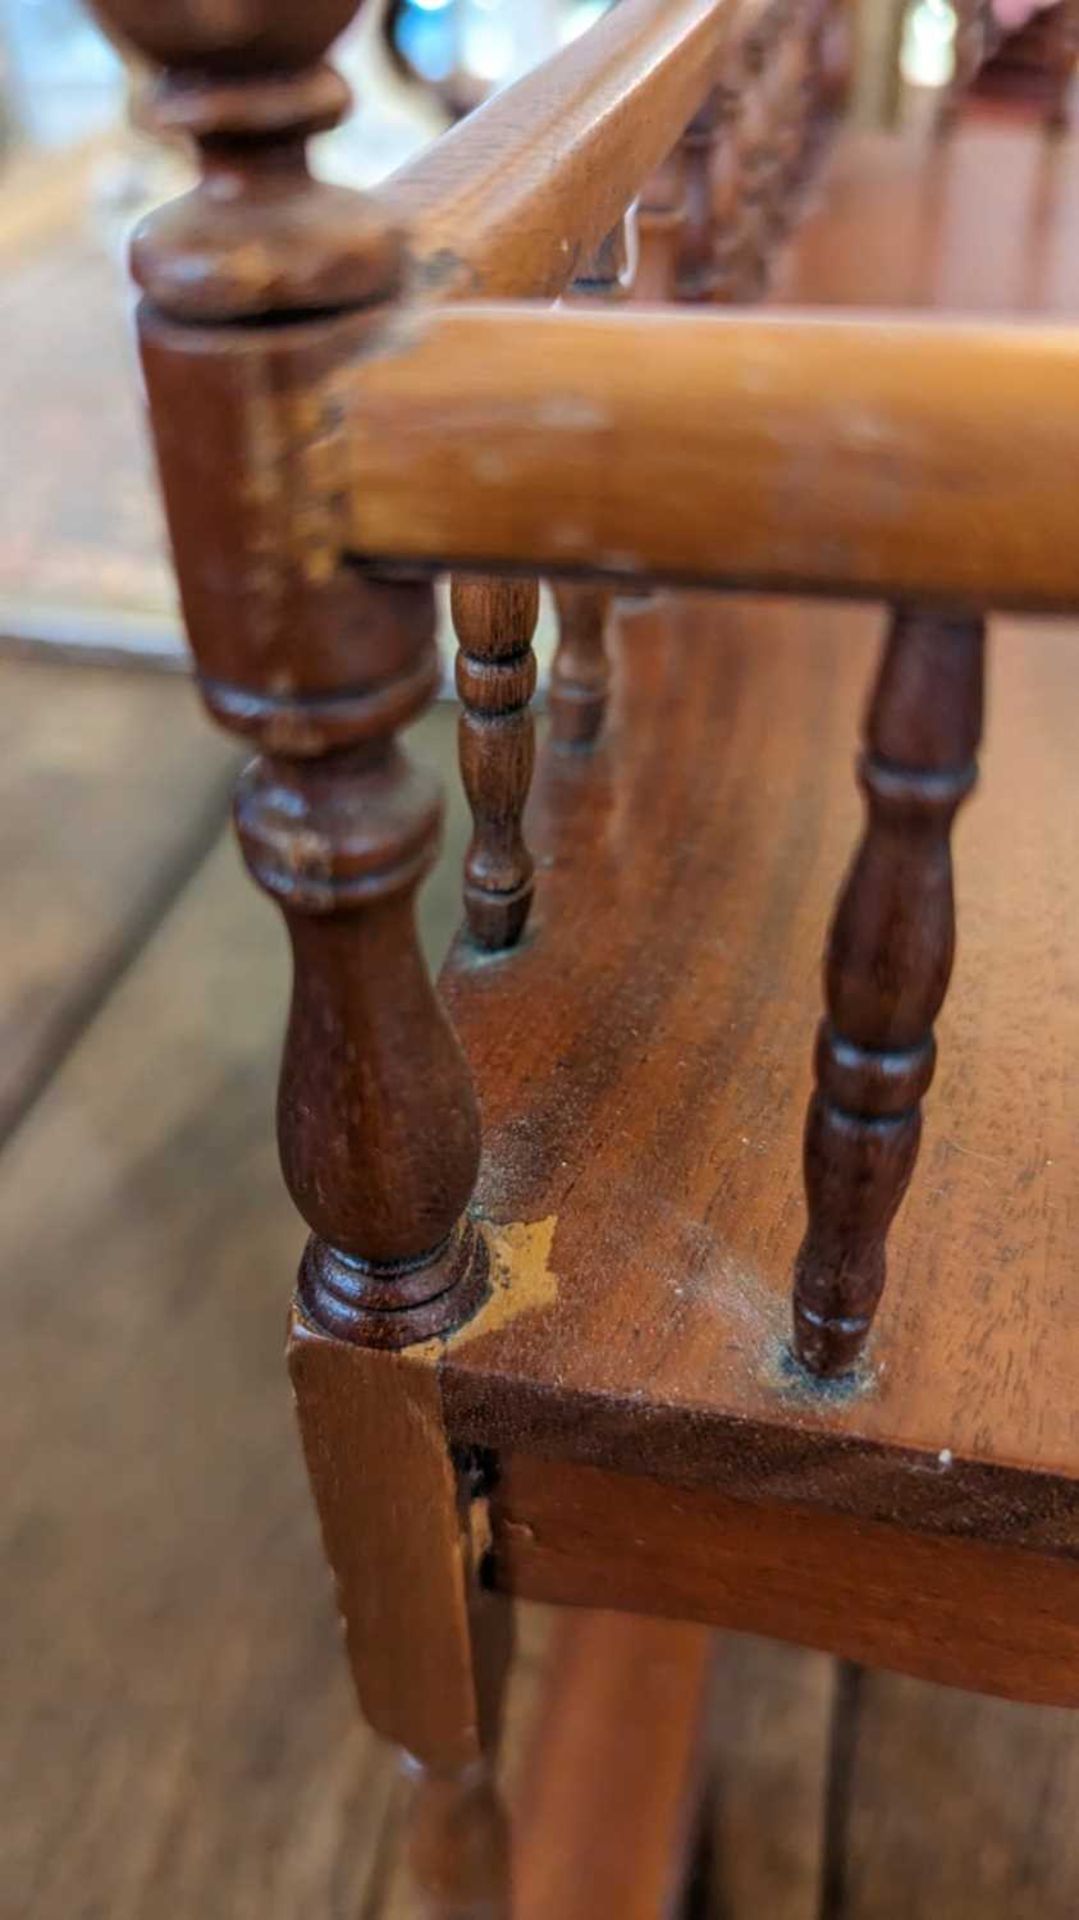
447,1215,560,1352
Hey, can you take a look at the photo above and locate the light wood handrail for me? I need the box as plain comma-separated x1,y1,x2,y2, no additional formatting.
376,0,769,301
344,302,1079,609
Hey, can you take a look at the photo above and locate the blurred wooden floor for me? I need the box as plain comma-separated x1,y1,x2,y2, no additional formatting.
4,122,1079,1918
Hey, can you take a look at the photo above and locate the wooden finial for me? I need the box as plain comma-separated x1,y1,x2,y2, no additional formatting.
792,606,985,1377
453,574,540,951
92,0,401,321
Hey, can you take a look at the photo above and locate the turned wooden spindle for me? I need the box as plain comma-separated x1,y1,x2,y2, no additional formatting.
453,574,540,950
674,87,728,301
550,583,613,749
792,606,985,1377
545,225,631,750
786,0,829,200
765,2,815,238
745,0,803,265
94,3,505,1910
638,150,686,299
717,20,777,303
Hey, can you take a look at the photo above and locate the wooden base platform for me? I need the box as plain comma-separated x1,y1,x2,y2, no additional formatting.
437,593,1079,1699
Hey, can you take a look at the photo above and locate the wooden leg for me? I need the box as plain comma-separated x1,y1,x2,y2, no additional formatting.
289,1318,513,1918
550,583,612,748
793,606,985,1376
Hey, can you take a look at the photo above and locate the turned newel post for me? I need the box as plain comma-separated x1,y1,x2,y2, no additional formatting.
96,6,508,1910
94,0,488,1349
453,574,539,949
793,607,985,1376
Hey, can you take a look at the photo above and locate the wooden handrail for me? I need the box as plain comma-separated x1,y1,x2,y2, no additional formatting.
344,303,1079,610
377,0,770,301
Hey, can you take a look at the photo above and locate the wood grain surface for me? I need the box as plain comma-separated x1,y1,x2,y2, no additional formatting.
774,126,1079,313
0,228,177,652
838,1669,1079,1918
0,683,702,1913
493,1455,1079,1705
378,0,743,300
3,666,1077,1907
0,657,235,1144
511,1612,713,1919
439,594,1079,1555
10,105,1079,1914
345,298,1079,610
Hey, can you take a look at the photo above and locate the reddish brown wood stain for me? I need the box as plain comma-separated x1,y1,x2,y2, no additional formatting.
439,597,1079,1568
91,0,1079,1903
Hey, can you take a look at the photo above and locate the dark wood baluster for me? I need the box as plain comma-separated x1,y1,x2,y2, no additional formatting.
721,26,775,303
767,3,814,237
788,0,829,199
675,87,727,301
710,52,750,303
752,0,810,266
453,574,539,950
94,1,508,1909
550,582,613,749
792,606,985,1377
546,224,631,750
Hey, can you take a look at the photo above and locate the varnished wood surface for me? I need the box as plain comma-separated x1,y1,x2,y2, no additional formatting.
346,299,1079,609
378,0,744,300
493,1456,1079,1706
8,128,1079,658
511,1613,712,1918
11,102,1079,1913
774,126,1079,312
439,595,1079,1555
